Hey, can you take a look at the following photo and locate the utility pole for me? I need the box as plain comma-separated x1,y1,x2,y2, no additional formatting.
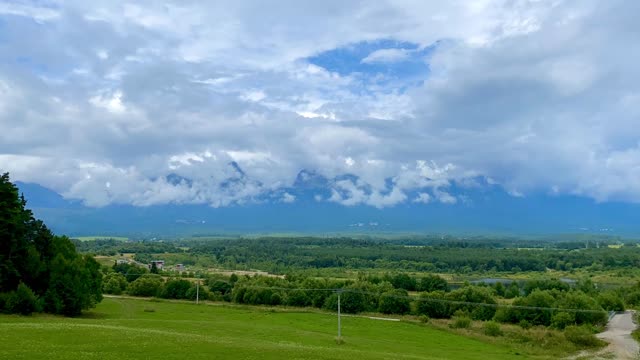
196,273,200,304
336,289,343,340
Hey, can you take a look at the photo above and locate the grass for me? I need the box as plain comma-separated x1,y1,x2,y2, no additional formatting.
73,236,129,242
0,297,556,360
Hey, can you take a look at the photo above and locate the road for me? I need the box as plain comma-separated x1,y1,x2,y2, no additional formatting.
596,311,639,359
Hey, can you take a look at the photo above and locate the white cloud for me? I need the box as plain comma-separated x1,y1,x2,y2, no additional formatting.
413,192,432,204
434,190,457,205
0,2,60,22
281,192,296,203
89,91,126,114
361,48,411,64
1,0,640,208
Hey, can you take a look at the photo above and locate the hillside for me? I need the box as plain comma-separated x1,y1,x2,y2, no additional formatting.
0,297,551,360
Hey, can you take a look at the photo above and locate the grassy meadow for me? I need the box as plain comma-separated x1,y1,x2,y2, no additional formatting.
0,297,556,360
73,236,129,242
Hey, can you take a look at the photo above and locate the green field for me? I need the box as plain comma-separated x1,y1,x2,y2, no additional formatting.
73,236,129,242
0,297,548,360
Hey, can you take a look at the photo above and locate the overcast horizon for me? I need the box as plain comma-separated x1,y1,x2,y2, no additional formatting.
2,1,640,216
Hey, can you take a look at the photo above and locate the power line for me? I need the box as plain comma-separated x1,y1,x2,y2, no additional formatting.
238,285,607,314
112,275,608,314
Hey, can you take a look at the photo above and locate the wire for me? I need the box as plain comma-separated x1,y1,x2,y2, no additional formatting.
113,274,608,314
235,286,607,314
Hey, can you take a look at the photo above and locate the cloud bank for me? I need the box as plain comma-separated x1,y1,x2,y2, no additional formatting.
1,0,639,207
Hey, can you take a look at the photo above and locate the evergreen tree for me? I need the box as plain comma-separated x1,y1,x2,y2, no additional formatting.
0,173,103,316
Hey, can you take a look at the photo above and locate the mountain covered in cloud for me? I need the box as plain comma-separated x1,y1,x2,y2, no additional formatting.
2,1,640,236
16,177,640,237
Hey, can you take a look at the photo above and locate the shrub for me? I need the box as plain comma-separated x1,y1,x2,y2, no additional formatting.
447,286,497,320
451,316,472,329
419,315,430,323
161,279,192,299
0,292,9,313
208,280,232,295
564,325,605,347
270,292,282,306
378,289,411,314
7,283,38,315
551,312,575,330
416,291,449,318
557,291,607,326
597,292,625,312
418,275,449,292
103,272,128,295
519,320,532,329
127,275,164,297
483,321,503,336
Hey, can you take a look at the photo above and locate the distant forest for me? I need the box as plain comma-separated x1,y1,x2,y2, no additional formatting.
74,235,640,274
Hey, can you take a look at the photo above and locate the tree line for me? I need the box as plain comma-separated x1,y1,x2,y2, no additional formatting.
0,173,102,316
79,236,640,274
104,259,630,333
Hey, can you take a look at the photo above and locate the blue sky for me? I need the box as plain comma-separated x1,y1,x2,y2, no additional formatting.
1,0,640,214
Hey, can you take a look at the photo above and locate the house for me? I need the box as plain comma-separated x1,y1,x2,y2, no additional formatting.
175,264,185,272
116,259,128,265
148,260,165,270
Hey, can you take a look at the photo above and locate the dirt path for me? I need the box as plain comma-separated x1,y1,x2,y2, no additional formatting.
595,311,639,359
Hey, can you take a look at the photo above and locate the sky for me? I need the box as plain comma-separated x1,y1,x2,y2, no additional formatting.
1,0,640,210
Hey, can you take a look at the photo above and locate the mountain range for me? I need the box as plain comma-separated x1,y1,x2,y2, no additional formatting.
14,174,640,238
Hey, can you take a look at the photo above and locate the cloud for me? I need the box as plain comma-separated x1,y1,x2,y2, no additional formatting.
413,192,431,204
281,192,296,203
361,48,411,64
1,0,640,208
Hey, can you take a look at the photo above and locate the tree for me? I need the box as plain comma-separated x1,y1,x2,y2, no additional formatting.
597,291,625,312
0,173,103,316
446,286,497,320
127,275,164,297
323,291,366,314
103,272,128,295
389,274,417,291
509,290,556,326
416,291,450,318
378,289,411,314
286,290,310,307
208,280,232,295
162,279,192,299
418,275,449,292
6,283,38,315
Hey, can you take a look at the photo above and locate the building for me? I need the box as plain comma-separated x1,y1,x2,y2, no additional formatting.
116,259,128,265
175,264,185,272
148,260,165,270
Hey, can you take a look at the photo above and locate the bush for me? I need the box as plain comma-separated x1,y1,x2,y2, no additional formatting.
127,275,164,297
418,275,449,292
483,321,503,336
103,272,127,295
416,291,449,318
0,292,9,313
509,290,556,326
597,292,625,312
161,279,192,299
378,290,411,314
323,291,367,314
7,283,38,315
208,280,232,295
270,292,282,306
519,320,532,329
451,316,472,329
564,325,605,347
419,315,430,323
551,312,575,330
447,286,497,320
557,291,607,326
